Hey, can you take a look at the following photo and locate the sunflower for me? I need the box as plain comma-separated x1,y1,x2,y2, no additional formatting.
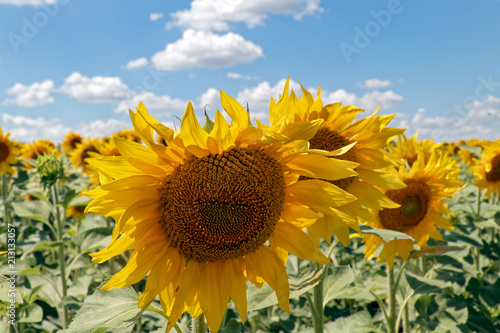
263,79,405,246
472,140,500,198
70,138,104,174
0,127,18,175
66,204,87,219
363,144,463,268
85,92,359,332
21,139,59,169
388,133,435,167
114,128,142,143
62,132,84,153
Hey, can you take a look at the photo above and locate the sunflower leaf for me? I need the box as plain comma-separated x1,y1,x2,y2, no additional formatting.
61,283,141,333
359,225,413,242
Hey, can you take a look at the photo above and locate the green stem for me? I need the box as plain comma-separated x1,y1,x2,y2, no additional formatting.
312,274,325,333
387,266,397,333
52,184,69,329
476,187,482,217
2,174,10,245
192,314,207,333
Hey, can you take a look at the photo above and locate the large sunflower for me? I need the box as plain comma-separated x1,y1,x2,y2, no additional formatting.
263,79,405,246
0,127,18,175
85,92,358,332
472,140,500,198
363,144,463,268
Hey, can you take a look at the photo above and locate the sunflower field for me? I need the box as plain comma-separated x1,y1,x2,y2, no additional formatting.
1,81,500,333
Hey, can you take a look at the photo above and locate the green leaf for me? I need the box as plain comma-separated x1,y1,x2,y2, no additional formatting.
466,306,496,332
220,318,243,333
322,266,355,306
0,275,24,304
202,112,215,133
323,311,378,333
359,225,413,242
411,245,463,258
72,227,113,251
405,271,449,294
415,295,438,320
18,303,43,323
12,201,51,223
247,267,323,311
61,284,142,333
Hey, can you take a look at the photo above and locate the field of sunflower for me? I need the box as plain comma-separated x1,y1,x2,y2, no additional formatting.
1,81,500,333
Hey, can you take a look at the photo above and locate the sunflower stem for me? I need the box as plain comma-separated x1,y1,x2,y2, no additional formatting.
2,174,10,246
387,265,397,333
192,314,207,333
51,184,69,329
476,187,482,217
309,263,326,333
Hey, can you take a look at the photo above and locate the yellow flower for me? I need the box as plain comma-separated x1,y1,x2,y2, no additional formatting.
70,138,104,174
85,93,358,333
62,132,84,153
66,205,87,219
114,128,142,143
389,133,435,167
21,139,59,170
363,144,463,268
472,140,500,198
0,127,18,175
264,78,405,246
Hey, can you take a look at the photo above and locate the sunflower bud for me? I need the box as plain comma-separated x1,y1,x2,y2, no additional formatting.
36,154,64,188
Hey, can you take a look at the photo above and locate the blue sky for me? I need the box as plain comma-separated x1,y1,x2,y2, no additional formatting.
1,0,499,142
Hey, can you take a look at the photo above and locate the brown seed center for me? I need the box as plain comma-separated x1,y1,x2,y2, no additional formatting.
159,147,286,263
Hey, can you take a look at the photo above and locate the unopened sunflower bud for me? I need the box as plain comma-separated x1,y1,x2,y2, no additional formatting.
36,154,65,188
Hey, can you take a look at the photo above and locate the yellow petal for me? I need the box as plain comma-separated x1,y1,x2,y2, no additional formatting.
286,179,357,213
166,260,204,333
223,259,247,323
198,261,230,333
102,237,166,290
347,180,400,209
245,246,290,314
271,222,330,264
220,90,248,135
283,154,358,181
181,102,209,158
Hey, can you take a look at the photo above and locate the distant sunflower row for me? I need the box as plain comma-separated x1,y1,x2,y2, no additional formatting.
1,79,499,332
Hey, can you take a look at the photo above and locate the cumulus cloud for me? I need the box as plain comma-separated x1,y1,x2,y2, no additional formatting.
0,0,56,6
358,78,392,90
3,80,55,107
150,13,164,21
59,72,131,103
2,113,70,142
198,88,220,110
151,30,264,71
227,72,258,80
114,91,188,116
122,57,148,70
322,89,403,112
77,118,131,138
168,0,322,31
399,96,500,142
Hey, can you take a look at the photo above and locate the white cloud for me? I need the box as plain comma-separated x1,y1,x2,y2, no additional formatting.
122,57,148,70
198,88,220,110
227,72,258,80
1,113,69,142
322,89,403,112
151,30,264,71
3,80,55,107
77,118,131,138
150,13,164,21
399,96,500,142
114,91,188,116
358,78,392,90
0,0,56,6
168,0,322,31
59,72,131,103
